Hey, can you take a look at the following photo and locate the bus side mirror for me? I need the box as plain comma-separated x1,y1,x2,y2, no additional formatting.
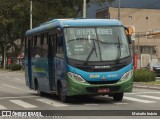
125,27,133,44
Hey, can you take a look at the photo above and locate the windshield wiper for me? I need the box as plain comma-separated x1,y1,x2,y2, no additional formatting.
116,36,121,64
84,39,97,65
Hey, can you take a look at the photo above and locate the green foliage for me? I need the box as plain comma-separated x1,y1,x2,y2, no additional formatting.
0,0,30,62
9,64,22,71
0,0,114,66
133,69,156,82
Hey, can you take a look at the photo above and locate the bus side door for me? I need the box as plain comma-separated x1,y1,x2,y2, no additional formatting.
48,34,56,90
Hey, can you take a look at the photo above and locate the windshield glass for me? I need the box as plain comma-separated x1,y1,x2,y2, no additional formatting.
64,27,130,62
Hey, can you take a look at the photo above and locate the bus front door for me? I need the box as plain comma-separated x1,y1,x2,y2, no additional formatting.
48,35,56,90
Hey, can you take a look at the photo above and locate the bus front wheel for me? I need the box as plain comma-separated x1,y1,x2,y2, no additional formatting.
113,93,124,101
58,85,68,102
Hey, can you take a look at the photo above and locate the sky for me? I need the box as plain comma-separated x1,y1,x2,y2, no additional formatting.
87,0,160,18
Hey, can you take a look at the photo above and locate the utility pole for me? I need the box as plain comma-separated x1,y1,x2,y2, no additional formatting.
30,0,32,29
3,34,7,69
118,0,120,20
83,0,86,18
3,46,6,69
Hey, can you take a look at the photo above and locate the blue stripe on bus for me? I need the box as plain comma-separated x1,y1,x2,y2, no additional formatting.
26,19,122,36
67,63,132,81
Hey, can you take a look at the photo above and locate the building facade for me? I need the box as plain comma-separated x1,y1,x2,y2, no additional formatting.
96,7,160,68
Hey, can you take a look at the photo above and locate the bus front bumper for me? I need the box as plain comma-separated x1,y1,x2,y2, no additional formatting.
66,76,133,96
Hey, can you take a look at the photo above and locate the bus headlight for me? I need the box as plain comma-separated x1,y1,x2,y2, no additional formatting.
68,72,86,83
120,70,133,81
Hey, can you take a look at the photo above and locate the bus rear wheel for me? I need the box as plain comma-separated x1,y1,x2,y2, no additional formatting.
113,93,124,101
58,85,68,102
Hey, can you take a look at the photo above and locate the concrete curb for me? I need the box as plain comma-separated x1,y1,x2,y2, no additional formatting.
133,82,160,90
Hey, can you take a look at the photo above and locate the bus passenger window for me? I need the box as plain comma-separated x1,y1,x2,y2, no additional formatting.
30,37,35,58
34,35,41,58
25,37,28,58
56,34,64,58
41,33,48,57
34,36,37,46
41,34,44,45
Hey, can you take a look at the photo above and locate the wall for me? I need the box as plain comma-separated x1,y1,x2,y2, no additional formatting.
109,7,160,47
96,7,160,68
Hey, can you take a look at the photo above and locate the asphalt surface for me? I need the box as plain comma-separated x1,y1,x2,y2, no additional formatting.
0,70,160,119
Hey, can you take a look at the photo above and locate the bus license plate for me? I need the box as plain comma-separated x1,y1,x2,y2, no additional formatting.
98,88,110,93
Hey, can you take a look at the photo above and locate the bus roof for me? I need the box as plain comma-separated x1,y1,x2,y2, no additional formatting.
25,19,122,36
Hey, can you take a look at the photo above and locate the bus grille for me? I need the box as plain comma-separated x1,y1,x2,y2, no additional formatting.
76,64,126,72
86,80,118,84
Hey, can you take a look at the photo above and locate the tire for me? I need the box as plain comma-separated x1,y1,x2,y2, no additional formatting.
113,93,124,101
36,83,44,96
58,85,68,102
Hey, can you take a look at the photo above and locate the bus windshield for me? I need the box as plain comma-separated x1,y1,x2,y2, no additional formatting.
64,27,130,62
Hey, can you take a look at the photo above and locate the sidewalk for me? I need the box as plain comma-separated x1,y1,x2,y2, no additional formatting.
133,82,160,90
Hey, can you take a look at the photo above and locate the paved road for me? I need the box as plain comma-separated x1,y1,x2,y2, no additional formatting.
0,70,160,119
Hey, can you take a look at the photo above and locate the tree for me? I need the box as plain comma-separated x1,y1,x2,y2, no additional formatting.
0,0,30,67
0,0,114,68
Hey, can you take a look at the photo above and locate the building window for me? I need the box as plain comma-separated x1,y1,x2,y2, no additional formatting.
140,46,156,55
41,33,48,57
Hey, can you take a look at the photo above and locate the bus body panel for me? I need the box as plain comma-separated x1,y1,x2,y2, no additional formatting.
66,63,133,96
66,75,133,96
31,58,50,93
55,58,66,81
48,58,54,90
67,63,132,82
54,57,67,94
26,57,66,93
